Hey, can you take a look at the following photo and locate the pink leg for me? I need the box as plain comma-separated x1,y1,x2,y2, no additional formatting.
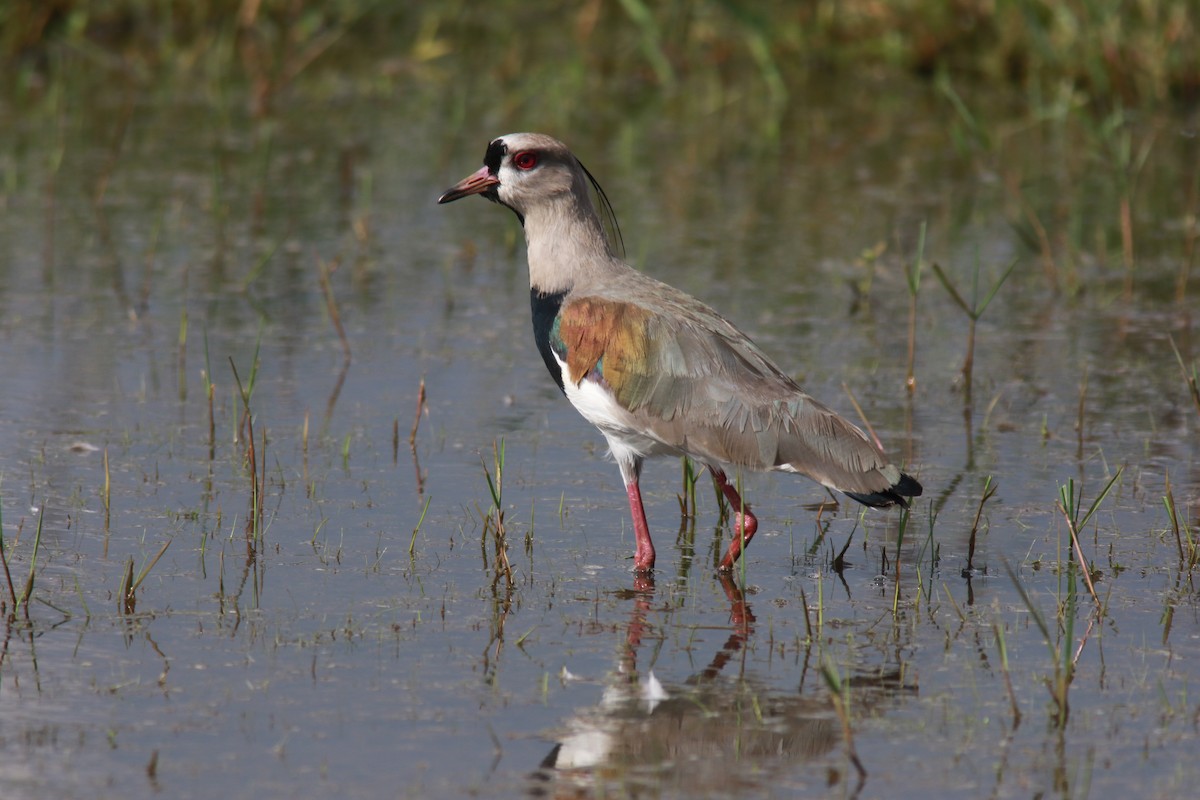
626,479,656,573
712,468,759,572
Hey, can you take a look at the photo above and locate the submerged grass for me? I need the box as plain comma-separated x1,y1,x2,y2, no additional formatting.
964,476,999,576
1163,473,1198,570
481,438,514,590
229,355,266,545
0,501,44,620
119,539,172,615
1003,556,1078,730
1168,335,1200,421
999,468,1124,729
0,501,46,621
0,495,17,614
409,495,432,561
931,255,1018,405
1057,468,1124,609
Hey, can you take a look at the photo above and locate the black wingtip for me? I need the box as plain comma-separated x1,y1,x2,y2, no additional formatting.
895,472,923,498
845,472,923,509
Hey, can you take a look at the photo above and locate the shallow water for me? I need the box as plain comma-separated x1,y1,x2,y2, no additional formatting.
0,60,1198,799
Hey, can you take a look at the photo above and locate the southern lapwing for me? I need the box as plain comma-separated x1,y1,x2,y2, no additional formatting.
438,133,921,574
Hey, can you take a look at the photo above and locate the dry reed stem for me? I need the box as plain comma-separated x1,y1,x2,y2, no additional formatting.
1056,501,1102,610
1120,194,1135,303
841,382,884,453
229,358,264,540
992,621,1022,729
317,255,351,365
906,290,918,394
409,377,426,449
0,529,17,613
965,477,998,574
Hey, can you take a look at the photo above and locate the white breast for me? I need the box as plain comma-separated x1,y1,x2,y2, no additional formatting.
554,352,681,464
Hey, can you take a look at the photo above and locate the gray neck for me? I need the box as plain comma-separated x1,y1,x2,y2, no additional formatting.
522,189,614,295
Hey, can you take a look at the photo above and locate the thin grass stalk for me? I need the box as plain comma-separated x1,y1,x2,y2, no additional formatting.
204,329,215,460
1120,194,1135,302
119,556,136,614
410,495,431,559
177,292,188,401
526,500,536,562
965,476,998,574
18,504,46,616
1001,167,1060,291
1066,468,1124,533
481,439,513,589
1167,335,1200,420
842,382,883,452
832,529,855,574
1164,472,1185,563
892,505,909,615
711,472,729,527
241,236,282,291
129,540,172,598
677,457,698,520
936,75,991,151
988,623,1017,729
1058,495,1101,610
904,223,926,394
103,446,111,533
1001,559,1052,644
409,377,426,448
931,256,1018,403
238,324,264,441
917,500,940,592
0,495,17,612
1076,365,1089,458
317,255,351,365
799,586,813,644
257,426,267,544
230,358,263,541
1057,560,1079,728
1002,558,1071,728
821,659,867,788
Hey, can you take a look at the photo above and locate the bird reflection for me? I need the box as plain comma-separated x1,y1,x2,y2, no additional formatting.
531,575,853,797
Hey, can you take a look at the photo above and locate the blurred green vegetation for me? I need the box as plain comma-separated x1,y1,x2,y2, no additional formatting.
1,0,1194,306
1,0,1196,115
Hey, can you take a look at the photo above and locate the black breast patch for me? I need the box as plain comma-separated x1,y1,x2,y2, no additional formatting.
530,289,568,394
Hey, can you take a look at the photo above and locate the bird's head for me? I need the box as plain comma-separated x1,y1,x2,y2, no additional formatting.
438,133,623,255
437,132,583,218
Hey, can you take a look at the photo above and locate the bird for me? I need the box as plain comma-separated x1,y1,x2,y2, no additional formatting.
438,133,921,574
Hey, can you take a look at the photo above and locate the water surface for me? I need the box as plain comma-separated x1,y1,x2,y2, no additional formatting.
0,61,1197,799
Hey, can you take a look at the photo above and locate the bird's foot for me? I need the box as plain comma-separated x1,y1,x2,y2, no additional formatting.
632,543,656,574
717,511,759,572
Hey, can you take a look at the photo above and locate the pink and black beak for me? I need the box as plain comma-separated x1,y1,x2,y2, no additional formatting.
437,165,500,204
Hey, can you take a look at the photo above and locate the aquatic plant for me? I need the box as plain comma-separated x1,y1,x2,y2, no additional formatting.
481,438,513,590
931,256,1018,404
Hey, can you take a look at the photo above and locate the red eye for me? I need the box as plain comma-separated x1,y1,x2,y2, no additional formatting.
513,151,538,170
